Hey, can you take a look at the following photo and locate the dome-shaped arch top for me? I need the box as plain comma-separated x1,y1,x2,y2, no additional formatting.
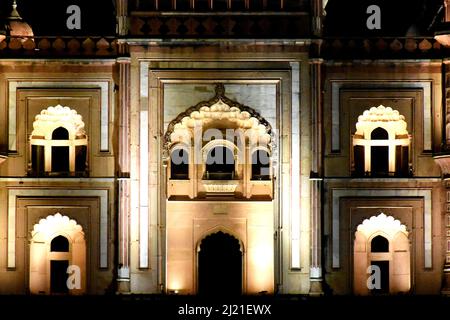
31,105,86,140
354,105,409,139
164,84,274,155
356,212,408,237
32,212,84,242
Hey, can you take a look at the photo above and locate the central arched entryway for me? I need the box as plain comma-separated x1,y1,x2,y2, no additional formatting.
198,231,242,296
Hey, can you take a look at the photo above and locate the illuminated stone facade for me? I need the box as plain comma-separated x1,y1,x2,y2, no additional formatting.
0,0,449,296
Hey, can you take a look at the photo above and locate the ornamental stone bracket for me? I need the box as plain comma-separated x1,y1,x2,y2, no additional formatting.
203,180,239,194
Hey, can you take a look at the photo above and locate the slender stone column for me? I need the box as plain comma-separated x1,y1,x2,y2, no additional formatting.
309,58,324,295
117,56,131,292
116,0,129,36
312,0,323,37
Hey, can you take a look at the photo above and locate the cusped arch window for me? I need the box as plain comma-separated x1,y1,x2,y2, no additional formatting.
29,105,88,177
352,105,411,177
50,235,70,252
251,149,271,180
170,147,189,180
371,235,389,253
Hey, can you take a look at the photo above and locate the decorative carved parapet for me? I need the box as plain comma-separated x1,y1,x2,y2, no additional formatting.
129,12,310,38
0,36,118,57
321,37,444,60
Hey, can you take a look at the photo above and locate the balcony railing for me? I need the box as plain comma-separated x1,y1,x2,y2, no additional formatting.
319,37,447,60
128,0,311,38
0,36,117,58
129,0,309,12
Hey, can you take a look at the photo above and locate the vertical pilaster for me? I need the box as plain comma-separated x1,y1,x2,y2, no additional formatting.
116,0,129,36
441,185,450,295
311,0,323,37
443,61,450,148
117,56,131,292
309,58,324,295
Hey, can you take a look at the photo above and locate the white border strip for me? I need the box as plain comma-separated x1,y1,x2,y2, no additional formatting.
290,62,301,269
329,188,432,269
331,81,432,152
8,188,109,269
8,80,111,152
139,61,150,268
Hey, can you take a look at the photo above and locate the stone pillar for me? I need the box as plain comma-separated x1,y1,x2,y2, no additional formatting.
116,0,128,36
441,182,450,295
309,59,324,295
117,56,131,292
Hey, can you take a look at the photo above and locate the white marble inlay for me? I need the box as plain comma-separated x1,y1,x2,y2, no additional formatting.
290,62,301,269
139,61,150,268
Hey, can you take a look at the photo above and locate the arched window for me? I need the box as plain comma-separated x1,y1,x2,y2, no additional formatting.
52,127,69,140
51,127,70,173
29,105,88,177
352,105,411,177
371,235,389,253
370,127,389,177
50,235,69,252
170,148,189,179
251,150,270,180
205,146,235,180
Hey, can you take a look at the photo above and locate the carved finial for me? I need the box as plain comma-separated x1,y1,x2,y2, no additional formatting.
9,0,22,20
215,83,225,97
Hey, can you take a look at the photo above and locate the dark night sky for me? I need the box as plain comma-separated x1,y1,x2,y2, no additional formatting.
324,0,444,37
0,0,116,36
0,0,446,37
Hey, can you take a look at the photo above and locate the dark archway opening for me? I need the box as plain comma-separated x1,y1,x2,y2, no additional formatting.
251,150,270,180
51,127,69,173
51,235,69,252
50,235,69,294
198,231,242,296
371,235,389,253
31,145,45,176
370,127,389,176
171,148,189,179
205,146,235,180
50,260,69,294
370,260,390,295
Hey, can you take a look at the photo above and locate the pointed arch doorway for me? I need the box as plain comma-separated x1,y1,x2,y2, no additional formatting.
197,231,243,296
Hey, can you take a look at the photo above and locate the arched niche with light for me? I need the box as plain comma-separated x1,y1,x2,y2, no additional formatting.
29,105,88,177
29,213,86,295
352,105,411,177
163,84,274,199
353,213,410,295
